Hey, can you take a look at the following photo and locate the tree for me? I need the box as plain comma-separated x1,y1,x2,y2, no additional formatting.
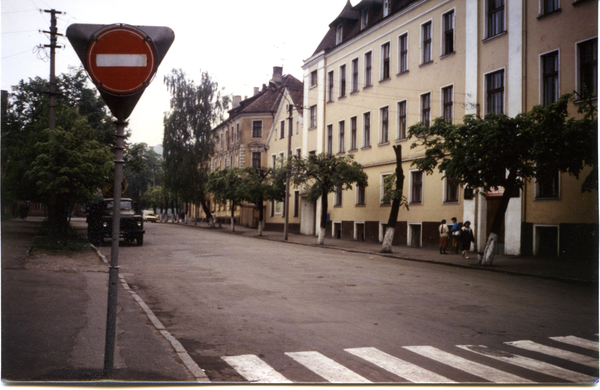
380,145,409,253
239,166,286,236
123,143,163,208
163,69,229,227
291,153,368,245
408,94,597,265
207,168,245,231
2,68,116,238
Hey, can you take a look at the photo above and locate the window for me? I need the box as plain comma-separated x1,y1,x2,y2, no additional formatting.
339,64,346,97
328,70,334,102
422,22,432,64
310,70,318,87
365,51,372,87
350,116,357,150
334,188,343,206
352,58,359,92
252,121,262,137
536,172,559,199
363,112,371,147
487,0,505,38
541,0,559,15
336,25,343,45
226,130,229,146
277,120,283,139
399,33,408,73
236,123,240,140
293,191,300,217
442,85,453,122
421,93,431,127
383,0,391,17
272,154,277,168
252,152,261,169
542,51,559,105
339,120,345,153
327,124,333,155
578,38,598,97
486,70,504,114
356,186,366,205
443,10,454,55
397,100,407,140
445,177,459,203
310,105,317,129
411,171,423,204
296,148,302,158
381,174,392,205
381,42,391,80
380,106,389,143
361,10,368,29
279,152,285,167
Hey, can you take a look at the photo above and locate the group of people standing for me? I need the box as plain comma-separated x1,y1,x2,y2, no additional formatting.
439,217,475,259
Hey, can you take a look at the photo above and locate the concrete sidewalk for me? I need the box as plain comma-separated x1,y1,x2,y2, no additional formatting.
179,220,598,284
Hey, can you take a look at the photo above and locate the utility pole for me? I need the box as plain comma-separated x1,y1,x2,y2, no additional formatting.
44,9,63,130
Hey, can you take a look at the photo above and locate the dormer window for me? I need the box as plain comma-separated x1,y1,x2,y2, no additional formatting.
336,25,343,45
383,0,391,17
361,10,369,30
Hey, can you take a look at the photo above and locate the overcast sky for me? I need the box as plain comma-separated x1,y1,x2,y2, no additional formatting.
2,0,350,147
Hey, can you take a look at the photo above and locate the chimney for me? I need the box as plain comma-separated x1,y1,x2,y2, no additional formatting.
271,66,283,84
254,87,259,96
232,95,242,109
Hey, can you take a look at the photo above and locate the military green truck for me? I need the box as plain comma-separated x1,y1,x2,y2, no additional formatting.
86,198,145,246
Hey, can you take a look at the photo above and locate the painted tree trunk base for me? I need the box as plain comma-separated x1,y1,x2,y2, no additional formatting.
317,227,326,245
230,219,235,232
257,223,263,237
481,233,498,266
209,215,215,228
381,228,395,253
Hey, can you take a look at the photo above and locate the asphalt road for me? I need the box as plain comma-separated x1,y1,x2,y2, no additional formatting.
89,220,598,384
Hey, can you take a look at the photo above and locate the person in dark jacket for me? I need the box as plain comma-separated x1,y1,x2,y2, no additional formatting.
461,221,475,259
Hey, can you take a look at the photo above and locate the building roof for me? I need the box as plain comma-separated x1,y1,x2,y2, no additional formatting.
311,0,418,57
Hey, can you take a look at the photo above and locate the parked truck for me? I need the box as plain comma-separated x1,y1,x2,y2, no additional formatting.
86,198,145,246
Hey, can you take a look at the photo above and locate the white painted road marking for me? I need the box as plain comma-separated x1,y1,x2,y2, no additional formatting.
403,345,532,383
550,336,599,351
285,351,371,383
345,347,454,383
505,340,598,368
459,345,594,383
221,355,292,383
96,54,147,67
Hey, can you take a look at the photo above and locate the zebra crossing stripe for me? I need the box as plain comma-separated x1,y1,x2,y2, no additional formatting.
403,346,532,383
221,355,292,383
550,336,599,352
505,340,599,369
458,345,594,383
285,351,371,383
345,347,454,383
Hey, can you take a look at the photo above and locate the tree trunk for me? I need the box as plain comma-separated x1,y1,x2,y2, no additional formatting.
480,170,517,266
200,200,214,228
230,205,235,232
381,145,404,253
317,193,328,245
257,198,264,236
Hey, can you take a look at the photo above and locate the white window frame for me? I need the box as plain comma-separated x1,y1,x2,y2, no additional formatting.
534,171,561,200
364,51,373,88
363,111,371,148
383,0,391,17
441,84,454,123
379,105,390,144
441,9,455,56
310,105,317,129
336,25,343,45
484,68,505,115
421,20,433,65
328,70,335,102
443,176,460,203
339,63,347,98
397,99,407,140
380,41,391,81
409,170,423,204
338,120,345,154
380,172,393,205
398,31,409,74
485,0,506,39
420,91,432,127
351,57,359,93
539,49,560,106
355,184,366,206
575,37,598,98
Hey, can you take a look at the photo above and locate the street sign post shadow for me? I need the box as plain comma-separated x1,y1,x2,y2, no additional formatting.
66,23,174,378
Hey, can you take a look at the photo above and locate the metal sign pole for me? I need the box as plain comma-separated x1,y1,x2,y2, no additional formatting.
103,119,127,377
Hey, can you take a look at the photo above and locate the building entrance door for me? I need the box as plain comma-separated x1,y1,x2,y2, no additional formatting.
486,197,505,254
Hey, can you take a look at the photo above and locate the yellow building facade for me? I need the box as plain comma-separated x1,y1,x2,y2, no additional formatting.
297,0,597,257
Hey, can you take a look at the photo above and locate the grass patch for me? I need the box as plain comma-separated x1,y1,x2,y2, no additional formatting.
31,220,91,253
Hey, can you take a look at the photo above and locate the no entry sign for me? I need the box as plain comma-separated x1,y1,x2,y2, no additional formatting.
86,26,156,95
67,23,174,121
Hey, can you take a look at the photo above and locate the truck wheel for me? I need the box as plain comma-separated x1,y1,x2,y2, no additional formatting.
136,235,144,246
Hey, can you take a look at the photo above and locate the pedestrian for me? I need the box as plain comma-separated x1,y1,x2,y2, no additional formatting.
450,217,460,254
439,219,449,254
461,221,475,259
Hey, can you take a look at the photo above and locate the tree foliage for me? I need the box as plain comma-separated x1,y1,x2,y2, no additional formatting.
207,168,246,230
162,69,229,222
239,166,286,235
408,93,597,264
291,153,368,244
123,143,163,208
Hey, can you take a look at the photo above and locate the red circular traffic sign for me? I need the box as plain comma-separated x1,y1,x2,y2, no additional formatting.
86,26,157,95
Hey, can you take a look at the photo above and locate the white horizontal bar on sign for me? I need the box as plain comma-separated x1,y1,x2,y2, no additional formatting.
96,54,147,67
